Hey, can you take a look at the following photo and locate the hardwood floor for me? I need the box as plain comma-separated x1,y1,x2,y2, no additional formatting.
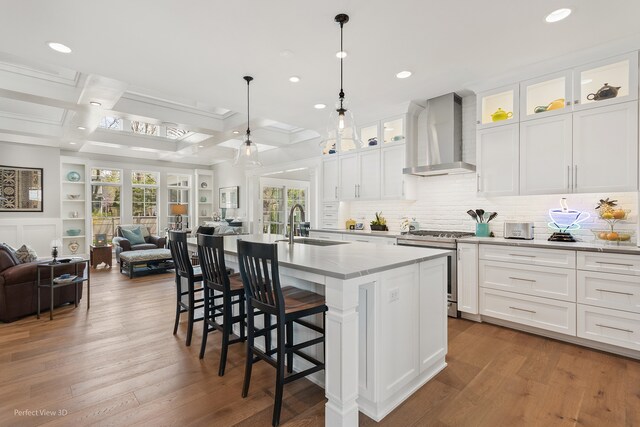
1,266,639,426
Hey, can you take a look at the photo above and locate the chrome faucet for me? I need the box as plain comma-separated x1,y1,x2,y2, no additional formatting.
288,203,305,244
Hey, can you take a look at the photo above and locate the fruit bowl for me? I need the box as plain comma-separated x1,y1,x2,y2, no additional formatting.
599,209,630,221
592,229,634,243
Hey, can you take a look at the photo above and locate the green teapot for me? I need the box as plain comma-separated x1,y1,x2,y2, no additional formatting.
490,108,513,122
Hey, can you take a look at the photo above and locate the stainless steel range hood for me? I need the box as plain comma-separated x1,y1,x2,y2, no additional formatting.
403,93,475,176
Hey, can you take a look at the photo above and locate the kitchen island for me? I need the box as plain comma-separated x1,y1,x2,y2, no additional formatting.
187,234,450,426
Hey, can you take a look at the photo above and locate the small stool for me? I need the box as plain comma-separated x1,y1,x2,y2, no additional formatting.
90,244,112,268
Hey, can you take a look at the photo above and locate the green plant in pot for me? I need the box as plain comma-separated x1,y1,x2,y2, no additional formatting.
370,212,388,231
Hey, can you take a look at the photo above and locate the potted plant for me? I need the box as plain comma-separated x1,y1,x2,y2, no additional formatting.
370,212,388,231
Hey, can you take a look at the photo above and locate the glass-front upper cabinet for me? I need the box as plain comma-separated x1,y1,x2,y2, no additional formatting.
359,122,380,148
520,71,572,121
476,84,519,128
573,52,638,111
382,116,405,144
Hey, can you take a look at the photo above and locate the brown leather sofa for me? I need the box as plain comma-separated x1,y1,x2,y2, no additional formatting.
0,244,84,323
112,225,166,262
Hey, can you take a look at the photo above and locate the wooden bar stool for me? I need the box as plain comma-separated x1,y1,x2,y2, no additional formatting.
197,234,246,376
168,231,204,346
237,240,327,427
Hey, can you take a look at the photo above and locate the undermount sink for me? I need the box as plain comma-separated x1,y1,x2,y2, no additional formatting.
278,238,349,246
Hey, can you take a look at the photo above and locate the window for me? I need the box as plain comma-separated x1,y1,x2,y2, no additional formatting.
261,179,309,235
91,168,122,244
131,120,159,136
262,186,285,234
132,171,159,234
167,174,190,229
98,116,123,130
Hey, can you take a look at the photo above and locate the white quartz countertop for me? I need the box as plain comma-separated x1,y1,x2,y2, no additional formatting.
458,236,640,255
188,234,450,280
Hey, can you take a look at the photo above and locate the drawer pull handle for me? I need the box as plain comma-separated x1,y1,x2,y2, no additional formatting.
509,306,536,314
596,324,633,333
595,288,634,296
595,261,634,267
509,254,536,258
509,276,537,283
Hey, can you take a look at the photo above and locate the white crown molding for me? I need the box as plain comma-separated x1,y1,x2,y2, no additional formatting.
0,52,79,86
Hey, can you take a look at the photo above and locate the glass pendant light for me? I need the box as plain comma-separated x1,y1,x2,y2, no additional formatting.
234,75,262,167
323,13,361,154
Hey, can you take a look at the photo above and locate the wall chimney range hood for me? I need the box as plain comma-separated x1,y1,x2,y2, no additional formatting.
403,93,475,176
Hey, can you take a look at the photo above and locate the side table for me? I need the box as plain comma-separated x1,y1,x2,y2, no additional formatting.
90,244,113,268
37,259,90,320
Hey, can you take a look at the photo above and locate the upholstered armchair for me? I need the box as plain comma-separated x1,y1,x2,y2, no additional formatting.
112,225,166,262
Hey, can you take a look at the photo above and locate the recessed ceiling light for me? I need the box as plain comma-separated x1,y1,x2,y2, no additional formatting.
336,51,347,59
314,104,326,109
47,41,72,53
289,76,300,83
396,71,412,79
89,101,101,106
76,126,86,130
233,130,240,134
280,50,294,58
545,8,572,23
199,145,204,148
69,142,77,145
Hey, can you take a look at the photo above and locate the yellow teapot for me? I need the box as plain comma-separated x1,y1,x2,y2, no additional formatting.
490,108,513,122
546,98,565,111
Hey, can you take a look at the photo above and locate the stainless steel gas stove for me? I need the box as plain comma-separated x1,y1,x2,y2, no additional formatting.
397,230,475,317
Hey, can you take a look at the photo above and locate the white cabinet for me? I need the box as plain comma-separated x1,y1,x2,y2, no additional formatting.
322,157,339,202
572,101,638,193
476,84,519,128
478,244,577,336
457,243,478,314
519,114,573,195
577,305,640,351
477,123,519,196
380,145,406,199
339,150,380,201
520,71,572,121
572,52,638,111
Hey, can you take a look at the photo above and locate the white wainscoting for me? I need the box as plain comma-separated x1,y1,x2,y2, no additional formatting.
0,218,62,256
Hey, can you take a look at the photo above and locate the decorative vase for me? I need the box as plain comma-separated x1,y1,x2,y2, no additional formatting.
200,196,207,202
68,240,79,254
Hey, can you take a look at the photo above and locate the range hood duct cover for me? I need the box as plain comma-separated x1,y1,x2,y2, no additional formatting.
403,93,475,176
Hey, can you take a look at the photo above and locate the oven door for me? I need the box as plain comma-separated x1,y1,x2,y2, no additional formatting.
397,240,458,317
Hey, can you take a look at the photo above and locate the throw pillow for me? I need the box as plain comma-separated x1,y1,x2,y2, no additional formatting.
121,227,146,245
15,244,38,263
0,243,20,264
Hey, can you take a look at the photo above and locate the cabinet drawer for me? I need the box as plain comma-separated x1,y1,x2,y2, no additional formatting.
480,288,576,335
577,270,640,313
323,202,339,211
577,252,640,276
342,234,396,245
322,212,338,220
479,245,575,268
321,221,339,230
577,304,640,351
480,260,576,302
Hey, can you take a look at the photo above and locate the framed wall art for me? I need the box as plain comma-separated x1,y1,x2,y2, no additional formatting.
0,165,43,212
219,186,239,209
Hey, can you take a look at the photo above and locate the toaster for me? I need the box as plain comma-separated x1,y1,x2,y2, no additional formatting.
504,221,534,240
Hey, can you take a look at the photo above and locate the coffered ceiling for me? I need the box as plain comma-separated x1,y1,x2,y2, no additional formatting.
0,0,640,166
